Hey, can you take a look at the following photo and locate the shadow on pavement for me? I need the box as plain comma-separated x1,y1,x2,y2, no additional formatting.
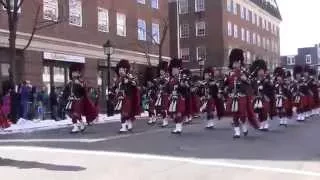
0,157,86,172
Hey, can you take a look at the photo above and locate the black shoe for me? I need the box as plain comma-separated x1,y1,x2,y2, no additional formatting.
233,135,240,139
171,130,182,134
205,126,215,130
243,131,249,137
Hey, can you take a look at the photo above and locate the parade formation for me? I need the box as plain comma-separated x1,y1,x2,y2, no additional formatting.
65,48,320,139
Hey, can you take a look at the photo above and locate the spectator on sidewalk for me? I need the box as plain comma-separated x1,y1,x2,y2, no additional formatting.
50,86,58,120
20,81,32,120
37,86,49,120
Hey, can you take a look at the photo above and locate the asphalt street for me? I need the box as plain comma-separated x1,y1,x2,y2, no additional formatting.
0,115,320,180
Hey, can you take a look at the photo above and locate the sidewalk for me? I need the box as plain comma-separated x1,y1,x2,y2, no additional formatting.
0,112,149,135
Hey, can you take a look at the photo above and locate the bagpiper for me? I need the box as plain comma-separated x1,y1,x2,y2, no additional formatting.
292,65,307,122
274,67,291,127
114,59,141,133
304,66,317,117
154,61,170,127
64,64,98,133
199,67,219,129
167,58,186,134
144,68,157,125
225,49,259,138
250,59,273,131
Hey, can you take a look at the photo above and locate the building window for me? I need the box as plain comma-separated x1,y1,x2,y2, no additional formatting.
195,0,205,12
257,16,260,27
246,9,250,21
246,30,250,44
3,0,21,13
266,21,269,31
180,24,189,38
69,0,82,27
266,39,270,50
262,19,266,29
227,0,232,12
252,13,256,24
257,34,261,47
252,33,256,45
137,0,145,4
287,57,295,65
227,22,232,36
181,48,190,61
1,63,10,76
152,23,160,44
196,46,206,61
196,21,206,36
262,37,266,49
241,28,245,41
306,54,312,64
240,6,245,19
43,0,58,21
117,13,126,36
98,7,109,32
179,0,188,14
138,19,146,41
151,0,159,9
233,24,238,38
233,2,237,15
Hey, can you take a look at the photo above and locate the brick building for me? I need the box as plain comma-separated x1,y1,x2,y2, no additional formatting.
169,0,281,73
0,0,170,91
281,44,320,73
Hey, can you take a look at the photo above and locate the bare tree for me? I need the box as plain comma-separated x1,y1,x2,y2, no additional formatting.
0,0,67,85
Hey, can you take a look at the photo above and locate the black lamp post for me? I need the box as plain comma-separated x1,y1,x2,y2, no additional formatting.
103,40,113,116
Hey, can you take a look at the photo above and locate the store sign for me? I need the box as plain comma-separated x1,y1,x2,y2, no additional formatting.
44,52,85,63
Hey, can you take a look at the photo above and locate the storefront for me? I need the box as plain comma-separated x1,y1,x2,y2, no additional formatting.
42,52,86,93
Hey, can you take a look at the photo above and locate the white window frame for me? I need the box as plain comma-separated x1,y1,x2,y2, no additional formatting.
196,46,207,61
227,0,232,12
195,0,205,12
69,0,82,27
180,23,190,38
196,21,206,37
138,19,147,41
246,8,250,21
306,54,312,64
287,57,295,65
252,12,256,24
43,0,59,21
117,13,127,37
152,22,160,44
179,0,188,14
181,48,190,61
252,32,256,45
257,34,261,47
262,37,266,49
257,15,260,27
137,0,145,4
151,0,159,9
233,24,238,38
233,1,237,15
246,30,250,44
240,6,245,19
227,21,232,37
97,7,109,33
241,28,245,41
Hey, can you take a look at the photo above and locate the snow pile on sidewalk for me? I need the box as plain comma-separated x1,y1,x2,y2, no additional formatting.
0,112,148,134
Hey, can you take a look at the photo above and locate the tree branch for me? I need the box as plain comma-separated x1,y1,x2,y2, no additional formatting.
0,0,7,9
17,0,25,10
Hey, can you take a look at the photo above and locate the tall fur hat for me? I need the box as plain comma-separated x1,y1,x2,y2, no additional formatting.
308,67,316,76
203,67,214,75
249,59,267,75
181,68,191,76
285,71,292,78
159,61,169,72
69,63,84,78
293,65,303,77
274,67,285,78
229,48,244,69
116,59,130,75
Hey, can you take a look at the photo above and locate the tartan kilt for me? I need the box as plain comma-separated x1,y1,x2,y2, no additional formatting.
147,99,156,112
168,97,186,115
71,99,84,119
284,98,293,116
191,95,200,115
301,95,308,109
200,98,215,113
226,96,247,117
307,95,315,110
155,94,169,111
121,96,133,119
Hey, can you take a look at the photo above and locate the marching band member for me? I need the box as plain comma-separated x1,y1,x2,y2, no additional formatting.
154,61,170,127
250,59,272,131
292,65,307,122
199,67,219,129
64,64,98,133
274,67,291,127
114,59,141,133
145,68,157,125
225,49,258,138
306,67,319,116
167,58,186,134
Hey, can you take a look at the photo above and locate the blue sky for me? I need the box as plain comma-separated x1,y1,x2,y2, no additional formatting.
278,0,320,55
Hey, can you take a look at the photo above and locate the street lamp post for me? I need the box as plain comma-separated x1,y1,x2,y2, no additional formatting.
103,40,113,116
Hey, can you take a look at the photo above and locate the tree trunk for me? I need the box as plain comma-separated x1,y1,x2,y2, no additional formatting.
9,26,18,87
